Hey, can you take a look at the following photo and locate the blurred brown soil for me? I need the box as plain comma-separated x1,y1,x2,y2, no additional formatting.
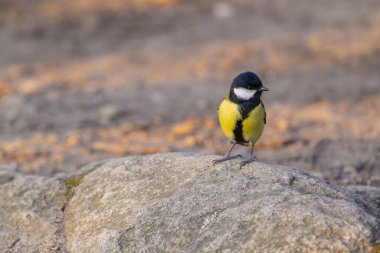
0,0,379,186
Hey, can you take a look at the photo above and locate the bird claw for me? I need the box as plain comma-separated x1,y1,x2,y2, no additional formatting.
239,156,257,169
213,155,242,165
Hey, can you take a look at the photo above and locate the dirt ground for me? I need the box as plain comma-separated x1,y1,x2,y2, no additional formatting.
0,0,379,187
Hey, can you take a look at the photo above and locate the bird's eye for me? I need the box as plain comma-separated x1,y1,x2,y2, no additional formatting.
247,86,254,90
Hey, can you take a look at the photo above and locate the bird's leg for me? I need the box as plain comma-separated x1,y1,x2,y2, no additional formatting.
213,141,241,165
240,142,257,168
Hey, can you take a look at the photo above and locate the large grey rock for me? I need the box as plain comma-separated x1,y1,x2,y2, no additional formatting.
64,153,380,253
347,185,380,208
0,168,66,253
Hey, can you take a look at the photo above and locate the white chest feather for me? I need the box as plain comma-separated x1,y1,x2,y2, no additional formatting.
233,87,256,100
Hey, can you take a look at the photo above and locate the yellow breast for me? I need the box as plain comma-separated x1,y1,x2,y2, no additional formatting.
242,102,266,143
218,97,265,143
218,98,241,141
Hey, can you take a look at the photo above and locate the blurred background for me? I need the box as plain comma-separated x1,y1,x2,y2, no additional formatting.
0,0,379,186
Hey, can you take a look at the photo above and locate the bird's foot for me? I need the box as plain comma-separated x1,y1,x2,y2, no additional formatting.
213,155,242,165
240,155,257,169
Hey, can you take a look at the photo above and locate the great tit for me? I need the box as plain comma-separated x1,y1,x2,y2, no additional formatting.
213,71,269,167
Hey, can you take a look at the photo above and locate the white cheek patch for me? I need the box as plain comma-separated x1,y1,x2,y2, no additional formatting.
233,87,256,100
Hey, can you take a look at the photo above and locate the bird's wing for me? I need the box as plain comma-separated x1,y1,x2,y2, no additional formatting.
261,101,267,124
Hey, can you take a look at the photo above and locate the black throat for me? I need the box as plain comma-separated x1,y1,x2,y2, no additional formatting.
229,89,262,119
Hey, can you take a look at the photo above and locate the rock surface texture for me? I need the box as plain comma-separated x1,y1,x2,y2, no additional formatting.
1,153,380,252
0,168,66,253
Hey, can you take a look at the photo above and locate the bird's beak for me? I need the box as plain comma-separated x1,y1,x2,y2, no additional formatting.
260,86,269,92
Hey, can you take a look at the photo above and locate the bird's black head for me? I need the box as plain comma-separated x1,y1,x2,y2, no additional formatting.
229,71,269,102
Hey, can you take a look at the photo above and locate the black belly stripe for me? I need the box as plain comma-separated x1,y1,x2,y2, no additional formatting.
233,120,247,144
229,92,264,144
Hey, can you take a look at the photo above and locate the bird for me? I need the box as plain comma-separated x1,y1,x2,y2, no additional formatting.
213,71,269,168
